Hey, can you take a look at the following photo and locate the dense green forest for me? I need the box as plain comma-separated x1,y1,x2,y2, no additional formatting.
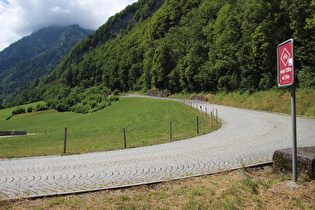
6,0,315,112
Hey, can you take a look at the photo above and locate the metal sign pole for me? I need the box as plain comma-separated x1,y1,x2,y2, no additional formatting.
291,84,297,182
277,38,297,182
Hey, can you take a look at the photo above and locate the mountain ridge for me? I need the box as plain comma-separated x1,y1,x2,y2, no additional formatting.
0,24,94,104
46,0,165,83
2,0,314,111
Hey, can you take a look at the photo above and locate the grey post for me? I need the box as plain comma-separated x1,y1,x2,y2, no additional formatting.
291,84,297,182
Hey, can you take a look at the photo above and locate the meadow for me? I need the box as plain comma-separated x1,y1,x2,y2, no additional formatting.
0,97,219,158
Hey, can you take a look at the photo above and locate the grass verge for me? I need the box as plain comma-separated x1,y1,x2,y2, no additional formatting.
1,168,314,209
209,88,315,117
0,97,220,158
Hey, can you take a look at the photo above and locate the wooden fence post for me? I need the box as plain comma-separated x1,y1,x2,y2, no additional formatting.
123,128,126,148
170,122,172,140
210,111,213,129
197,116,199,134
64,127,67,154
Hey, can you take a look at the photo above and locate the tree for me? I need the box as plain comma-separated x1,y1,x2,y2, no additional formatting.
151,44,176,89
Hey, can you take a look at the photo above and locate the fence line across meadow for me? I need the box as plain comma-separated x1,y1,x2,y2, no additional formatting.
61,97,221,153
6,96,220,154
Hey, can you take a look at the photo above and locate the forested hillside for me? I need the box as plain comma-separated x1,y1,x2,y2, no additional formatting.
9,0,315,111
0,25,93,104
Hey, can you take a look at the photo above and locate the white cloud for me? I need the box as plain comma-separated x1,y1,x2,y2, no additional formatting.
0,0,138,51
49,6,70,15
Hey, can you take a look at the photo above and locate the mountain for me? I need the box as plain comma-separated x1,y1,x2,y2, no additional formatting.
0,25,94,103
6,0,315,111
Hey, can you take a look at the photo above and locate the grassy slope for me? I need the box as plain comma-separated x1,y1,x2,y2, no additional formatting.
0,101,46,122
0,97,219,158
207,88,315,117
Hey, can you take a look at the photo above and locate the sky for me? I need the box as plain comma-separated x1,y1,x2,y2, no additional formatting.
0,0,138,51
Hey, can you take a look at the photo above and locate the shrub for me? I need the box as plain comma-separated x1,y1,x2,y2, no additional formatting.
12,107,26,115
35,104,48,111
27,106,34,113
45,85,120,114
91,101,109,113
56,103,70,112
113,89,121,95
109,96,119,102
71,104,90,114
89,100,97,109
46,99,59,109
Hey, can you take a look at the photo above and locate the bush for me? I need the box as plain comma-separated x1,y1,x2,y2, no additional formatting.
45,85,120,114
89,100,97,109
12,107,26,115
27,106,34,113
91,101,110,113
109,96,119,102
71,104,90,114
56,103,70,112
46,99,59,109
35,104,48,111
113,89,121,95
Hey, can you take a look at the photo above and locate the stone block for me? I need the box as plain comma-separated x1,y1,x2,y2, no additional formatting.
191,95,207,102
146,90,169,97
272,146,315,179
0,131,27,136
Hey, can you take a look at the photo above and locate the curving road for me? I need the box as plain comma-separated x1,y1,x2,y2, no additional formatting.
0,95,314,200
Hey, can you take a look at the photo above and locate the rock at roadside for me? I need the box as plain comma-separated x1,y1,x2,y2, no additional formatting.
191,95,208,102
146,90,170,98
272,146,315,179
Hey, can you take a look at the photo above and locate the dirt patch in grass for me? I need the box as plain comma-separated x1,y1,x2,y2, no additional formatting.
1,168,314,209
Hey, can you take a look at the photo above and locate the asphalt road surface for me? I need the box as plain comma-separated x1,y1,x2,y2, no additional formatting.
1,95,314,200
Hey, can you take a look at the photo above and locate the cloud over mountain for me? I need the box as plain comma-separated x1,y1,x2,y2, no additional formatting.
0,0,137,51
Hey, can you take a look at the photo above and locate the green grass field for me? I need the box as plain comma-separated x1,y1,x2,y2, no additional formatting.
0,101,47,122
0,97,220,158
